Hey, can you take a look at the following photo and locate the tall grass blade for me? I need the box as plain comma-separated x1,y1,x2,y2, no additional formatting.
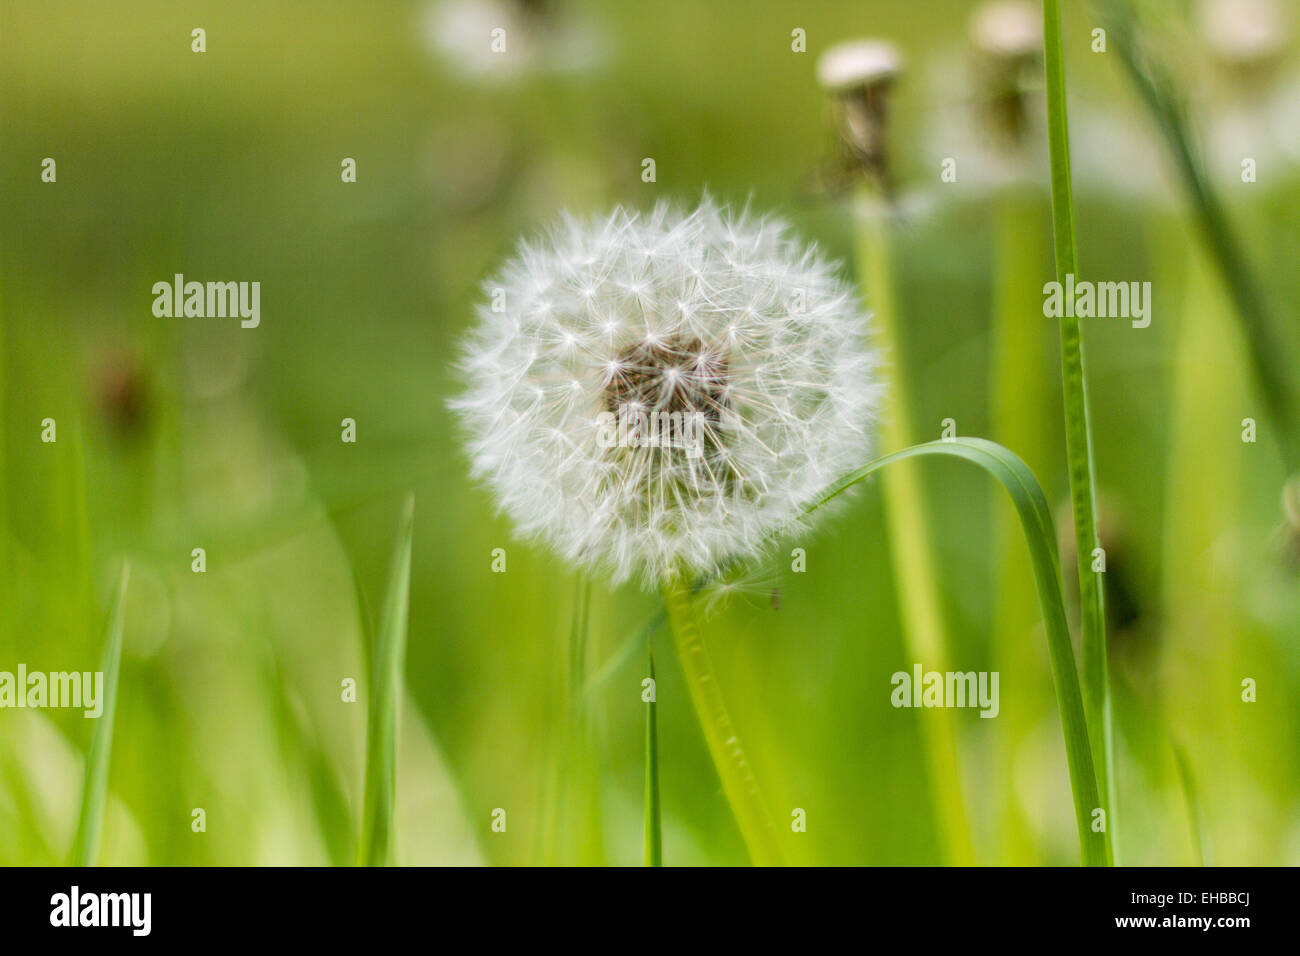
564,574,604,865
71,563,130,867
1041,0,1115,865
644,642,662,866
358,495,415,866
583,608,664,704
811,438,1108,866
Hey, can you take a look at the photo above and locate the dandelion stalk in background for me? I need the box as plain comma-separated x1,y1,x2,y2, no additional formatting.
1159,251,1248,861
453,200,881,865
820,38,975,864
990,190,1053,864
1149,5,1292,863
1041,0,1115,865
71,563,130,867
970,0,1055,863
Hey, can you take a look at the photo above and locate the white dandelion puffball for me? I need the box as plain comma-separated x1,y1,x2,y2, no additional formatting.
453,200,881,587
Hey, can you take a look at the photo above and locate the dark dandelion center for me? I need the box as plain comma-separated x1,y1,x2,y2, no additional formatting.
598,335,748,507
603,336,730,422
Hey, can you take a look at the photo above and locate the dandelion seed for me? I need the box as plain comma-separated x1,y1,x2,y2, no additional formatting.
452,199,881,587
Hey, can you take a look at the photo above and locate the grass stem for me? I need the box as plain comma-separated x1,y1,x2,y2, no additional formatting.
644,641,662,866
71,563,130,867
564,574,604,864
1041,0,1114,865
358,495,414,866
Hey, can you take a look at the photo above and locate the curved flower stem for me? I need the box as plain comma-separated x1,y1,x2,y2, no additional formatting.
811,438,1108,866
661,577,784,866
1042,0,1115,865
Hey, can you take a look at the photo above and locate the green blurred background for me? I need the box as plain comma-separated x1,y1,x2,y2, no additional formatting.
1,0,1297,865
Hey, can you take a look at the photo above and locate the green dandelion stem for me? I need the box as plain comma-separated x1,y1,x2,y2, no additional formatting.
854,193,976,865
990,186,1054,863
662,577,783,866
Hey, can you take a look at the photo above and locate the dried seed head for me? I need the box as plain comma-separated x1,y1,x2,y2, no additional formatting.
817,39,904,194
1198,0,1289,69
970,1,1043,147
970,0,1042,61
452,200,881,587
816,39,903,93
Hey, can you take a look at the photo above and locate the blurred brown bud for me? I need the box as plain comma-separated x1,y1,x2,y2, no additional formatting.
817,39,903,194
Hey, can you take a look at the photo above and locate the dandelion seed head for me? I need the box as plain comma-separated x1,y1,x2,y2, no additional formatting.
970,0,1042,61
1198,0,1289,67
452,199,882,587
816,39,903,93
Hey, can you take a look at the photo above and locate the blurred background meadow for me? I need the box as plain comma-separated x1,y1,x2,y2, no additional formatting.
1,0,1298,866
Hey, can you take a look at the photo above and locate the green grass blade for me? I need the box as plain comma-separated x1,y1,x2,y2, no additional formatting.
1041,0,1115,865
563,573,604,865
259,625,355,866
811,438,1108,865
583,608,664,705
358,495,415,867
644,641,662,867
662,577,784,866
1170,740,1209,866
71,563,130,867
